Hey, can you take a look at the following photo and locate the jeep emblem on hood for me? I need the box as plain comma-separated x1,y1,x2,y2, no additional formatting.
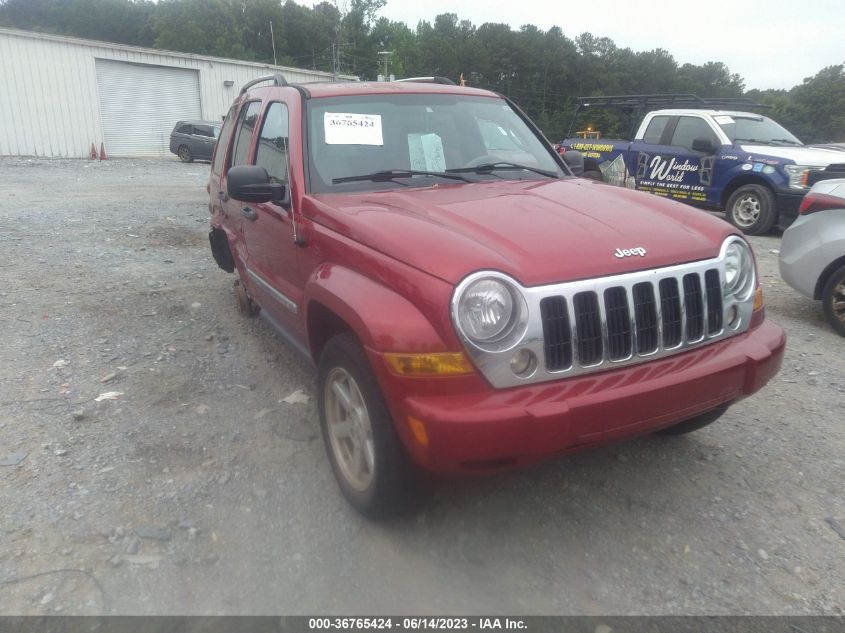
614,247,647,258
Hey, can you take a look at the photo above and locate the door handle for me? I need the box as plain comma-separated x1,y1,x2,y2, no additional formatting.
242,207,257,221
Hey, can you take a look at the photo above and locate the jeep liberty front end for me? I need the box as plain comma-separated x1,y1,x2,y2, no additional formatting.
208,76,785,517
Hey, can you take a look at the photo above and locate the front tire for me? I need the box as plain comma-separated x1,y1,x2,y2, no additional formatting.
656,405,729,436
318,333,411,518
822,264,845,337
725,184,776,235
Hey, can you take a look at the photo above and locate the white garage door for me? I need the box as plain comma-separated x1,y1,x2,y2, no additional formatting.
96,59,202,157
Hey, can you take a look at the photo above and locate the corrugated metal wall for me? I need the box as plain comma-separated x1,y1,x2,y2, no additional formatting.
0,27,356,157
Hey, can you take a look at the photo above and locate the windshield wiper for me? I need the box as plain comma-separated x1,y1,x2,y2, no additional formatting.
447,162,557,178
332,169,472,184
771,138,801,146
733,138,761,144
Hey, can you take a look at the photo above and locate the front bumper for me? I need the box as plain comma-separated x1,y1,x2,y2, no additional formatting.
371,320,785,475
780,208,845,299
780,213,824,299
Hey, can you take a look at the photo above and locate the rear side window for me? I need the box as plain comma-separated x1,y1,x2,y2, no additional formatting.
642,116,670,144
254,102,290,183
194,125,215,138
176,124,192,135
671,116,719,151
212,107,238,175
229,101,262,168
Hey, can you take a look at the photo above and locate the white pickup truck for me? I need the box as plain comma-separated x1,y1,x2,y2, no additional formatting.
559,94,845,234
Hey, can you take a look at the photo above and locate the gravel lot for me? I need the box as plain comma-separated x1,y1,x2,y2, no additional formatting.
0,158,843,616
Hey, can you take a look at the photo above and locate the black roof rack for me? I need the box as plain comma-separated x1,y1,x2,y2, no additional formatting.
240,73,288,95
393,76,456,85
574,93,770,113
565,93,770,139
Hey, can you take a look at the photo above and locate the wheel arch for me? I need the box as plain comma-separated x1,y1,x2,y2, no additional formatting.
720,175,775,208
307,300,357,363
814,255,845,300
304,264,451,363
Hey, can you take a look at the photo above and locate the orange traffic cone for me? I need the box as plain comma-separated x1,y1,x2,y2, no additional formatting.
99,142,107,161
90,143,97,159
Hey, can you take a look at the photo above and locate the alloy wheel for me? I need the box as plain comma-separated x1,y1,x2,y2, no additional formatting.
833,278,845,325
324,367,375,491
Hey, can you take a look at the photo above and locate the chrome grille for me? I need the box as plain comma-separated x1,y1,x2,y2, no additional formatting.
451,238,756,390
540,268,724,373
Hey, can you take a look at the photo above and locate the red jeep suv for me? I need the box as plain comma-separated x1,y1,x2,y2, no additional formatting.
207,75,785,517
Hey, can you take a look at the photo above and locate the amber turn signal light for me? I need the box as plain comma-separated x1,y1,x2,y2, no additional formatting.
384,352,474,376
407,417,430,446
753,286,764,311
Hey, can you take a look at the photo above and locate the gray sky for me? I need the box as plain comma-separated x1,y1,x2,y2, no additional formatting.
370,0,843,91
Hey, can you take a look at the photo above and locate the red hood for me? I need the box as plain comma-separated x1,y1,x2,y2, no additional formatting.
305,179,735,286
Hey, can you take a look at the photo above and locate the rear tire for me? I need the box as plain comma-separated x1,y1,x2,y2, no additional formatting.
726,184,776,235
233,278,259,317
821,264,845,337
177,145,193,163
317,333,413,518
656,405,729,436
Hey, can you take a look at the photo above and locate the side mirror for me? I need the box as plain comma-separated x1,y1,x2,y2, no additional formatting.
691,138,717,154
227,165,289,205
561,149,584,176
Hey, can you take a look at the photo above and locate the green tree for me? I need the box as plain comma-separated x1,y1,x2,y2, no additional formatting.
675,61,745,97
238,0,287,65
338,0,386,79
788,64,845,142
278,0,336,71
153,0,247,58
3,0,842,142
0,0,155,46
368,17,419,78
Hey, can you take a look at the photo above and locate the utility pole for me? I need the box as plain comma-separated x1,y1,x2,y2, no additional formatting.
332,42,337,81
332,24,342,81
269,21,277,66
377,51,392,81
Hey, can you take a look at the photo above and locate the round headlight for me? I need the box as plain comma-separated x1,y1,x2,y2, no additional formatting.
457,277,518,343
724,239,755,300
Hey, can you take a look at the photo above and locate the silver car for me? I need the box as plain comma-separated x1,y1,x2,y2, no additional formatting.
779,178,845,336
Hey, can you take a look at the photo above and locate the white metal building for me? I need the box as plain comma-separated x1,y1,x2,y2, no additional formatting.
0,27,356,158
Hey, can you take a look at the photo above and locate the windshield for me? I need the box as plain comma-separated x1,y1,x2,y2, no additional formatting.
306,94,563,193
717,115,803,146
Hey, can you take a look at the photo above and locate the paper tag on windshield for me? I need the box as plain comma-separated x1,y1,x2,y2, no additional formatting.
407,133,446,172
714,115,734,124
324,113,383,145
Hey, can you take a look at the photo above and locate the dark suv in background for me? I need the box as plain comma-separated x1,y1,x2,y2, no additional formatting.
169,120,221,162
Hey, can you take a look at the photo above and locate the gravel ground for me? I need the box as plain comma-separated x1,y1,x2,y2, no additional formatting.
0,158,843,616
